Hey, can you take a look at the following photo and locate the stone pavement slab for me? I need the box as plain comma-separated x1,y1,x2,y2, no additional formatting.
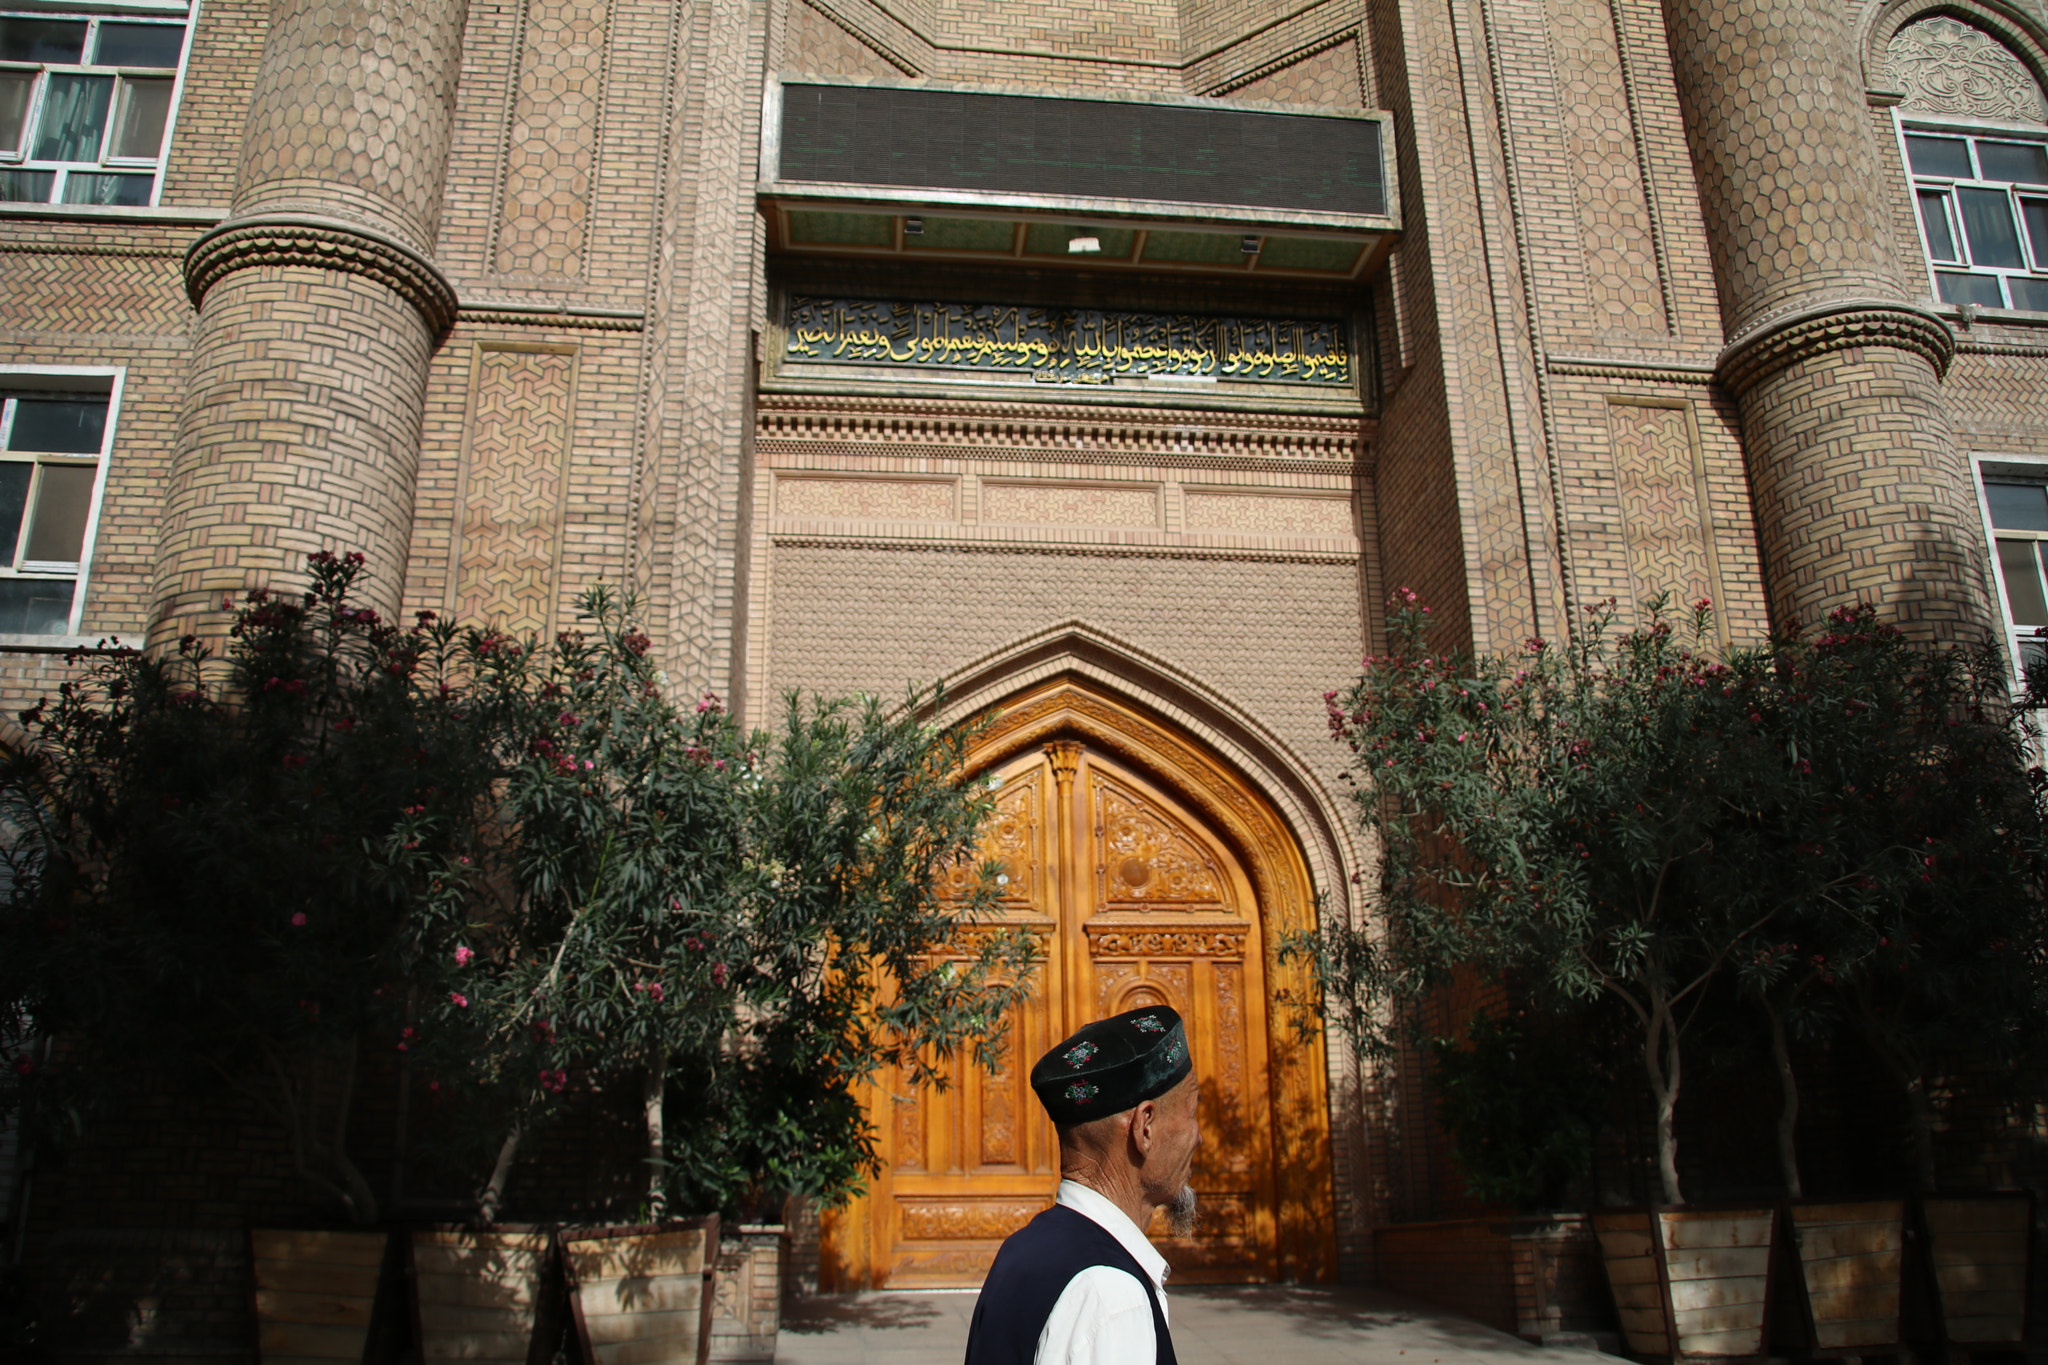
776,1285,1617,1365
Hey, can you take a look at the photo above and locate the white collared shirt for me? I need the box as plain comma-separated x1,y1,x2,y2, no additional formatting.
1034,1179,1171,1364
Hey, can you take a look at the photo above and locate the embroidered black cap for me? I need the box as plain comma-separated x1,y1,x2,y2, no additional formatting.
1029,1004,1192,1126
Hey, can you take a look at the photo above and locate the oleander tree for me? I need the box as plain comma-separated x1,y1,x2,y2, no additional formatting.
405,590,1038,1219
0,553,501,1223
1286,591,2048,1203
0,553,1037,1226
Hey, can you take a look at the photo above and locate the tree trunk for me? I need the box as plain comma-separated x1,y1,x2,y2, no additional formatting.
643,1060,666,1219
1766,1004,1803,1197
476,1125,521,1224
1644,997,1684,1205
1903,1072,1939,1193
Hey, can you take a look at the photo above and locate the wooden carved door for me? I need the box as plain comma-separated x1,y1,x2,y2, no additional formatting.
829,737,1281,1288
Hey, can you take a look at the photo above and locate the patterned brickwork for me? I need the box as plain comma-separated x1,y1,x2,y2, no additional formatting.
785,0,907,77
153,266,436,643
1605,400,1713,617
1221,37,1364,107
764,545,1361,796
1739,344,1995,640
230,0,470,254
156,0,266,209
1946,350,2048,456
1546,0,1665,337
493,0,610,279
453,345,578,635
775,474,957,521
1660,0,1913,336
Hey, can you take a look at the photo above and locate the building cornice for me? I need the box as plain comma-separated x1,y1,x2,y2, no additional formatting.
1715,296,1955,392
184,213,458,334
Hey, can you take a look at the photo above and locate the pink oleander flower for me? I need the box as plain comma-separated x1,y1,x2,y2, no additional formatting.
290,912,307,927
449,991,468,1008
711,962,728,987
454,945,474,967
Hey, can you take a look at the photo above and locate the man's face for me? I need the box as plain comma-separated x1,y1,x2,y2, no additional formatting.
1141,1071,1201,1229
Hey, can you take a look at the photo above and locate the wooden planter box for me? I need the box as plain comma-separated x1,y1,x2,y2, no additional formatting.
409,1226,551,1365
708,1224,786,1363
1920,1192,2035,1354
1594,1206,1778,1361
248,1228,390,1365
1785,1200,1906,1355
1371,1214,1614,1344
563,1217,721,1365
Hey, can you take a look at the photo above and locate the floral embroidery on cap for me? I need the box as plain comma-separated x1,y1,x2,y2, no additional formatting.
1064,1040,1099,1068
1131,1015,1166,1033
1163,1037,1185,1066
1065,1082,1100,1105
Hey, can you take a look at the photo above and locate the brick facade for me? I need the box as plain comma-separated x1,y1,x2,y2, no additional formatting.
4,0,2048,1336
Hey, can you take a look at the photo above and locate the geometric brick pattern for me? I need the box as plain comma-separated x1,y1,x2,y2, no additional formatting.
229,0,467,253
785,0,902,78
1547,0,1665,336
454,345,578,635
494,0,610,279
1223,38,1364,108
1606,400,1712,616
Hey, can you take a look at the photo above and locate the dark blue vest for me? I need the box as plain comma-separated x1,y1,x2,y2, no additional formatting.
963,1203,1178,1365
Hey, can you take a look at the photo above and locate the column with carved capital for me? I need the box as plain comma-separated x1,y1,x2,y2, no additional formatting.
1662,0,1996,643
151,0,464,644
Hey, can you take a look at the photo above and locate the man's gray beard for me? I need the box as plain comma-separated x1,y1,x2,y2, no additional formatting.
1166,1184,1199,1237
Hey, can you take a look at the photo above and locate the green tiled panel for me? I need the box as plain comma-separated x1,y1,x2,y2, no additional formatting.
1257,235,1364,272
1022,223,1137,258
919,217,1015,251
1143,230,1248,264
787,210,895,246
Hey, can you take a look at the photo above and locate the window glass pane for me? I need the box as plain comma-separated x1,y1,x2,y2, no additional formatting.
1919,190,1959,260
0,169,52,201
93,22,184,68
1997,538,2048,627
1907,134,1973,178
0,18,86,64
1937,270,2005,307
8,398,106,453
1987,483,2048,531
23,463,94,564
1978,141,2048,186
0,578,74,635
2009,275,2048,313
0,463,30,566
1959,187,2027,268
2023,198,2048,268
107,78,169,159
30,74,112,162
62,170,150,204
0,70,32,156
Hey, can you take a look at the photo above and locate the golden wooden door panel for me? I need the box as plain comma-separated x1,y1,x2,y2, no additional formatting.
1080,761,1278,1283
823,681,1336,1290
879,751,1064,1288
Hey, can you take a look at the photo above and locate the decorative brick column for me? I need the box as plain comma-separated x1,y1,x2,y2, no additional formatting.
1662,0,1996,644
152,0,464,644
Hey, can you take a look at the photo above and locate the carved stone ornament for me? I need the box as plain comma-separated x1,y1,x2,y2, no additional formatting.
1883,16,2047,124
184,213,459,334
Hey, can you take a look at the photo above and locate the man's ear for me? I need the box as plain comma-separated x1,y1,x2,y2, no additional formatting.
1128,1098,1157,1156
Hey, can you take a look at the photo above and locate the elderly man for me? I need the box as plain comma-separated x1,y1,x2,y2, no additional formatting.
963,1004,1201,1365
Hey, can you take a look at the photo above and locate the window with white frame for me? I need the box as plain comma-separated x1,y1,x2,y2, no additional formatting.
1980,469,2048,678
0,375,115,635
1906,127,2048,312
0,10,190,207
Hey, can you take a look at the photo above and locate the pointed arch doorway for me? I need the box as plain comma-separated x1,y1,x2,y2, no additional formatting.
821,678,1335,1289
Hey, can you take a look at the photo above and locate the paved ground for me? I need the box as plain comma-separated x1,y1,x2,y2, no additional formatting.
776,1285,1615,1365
